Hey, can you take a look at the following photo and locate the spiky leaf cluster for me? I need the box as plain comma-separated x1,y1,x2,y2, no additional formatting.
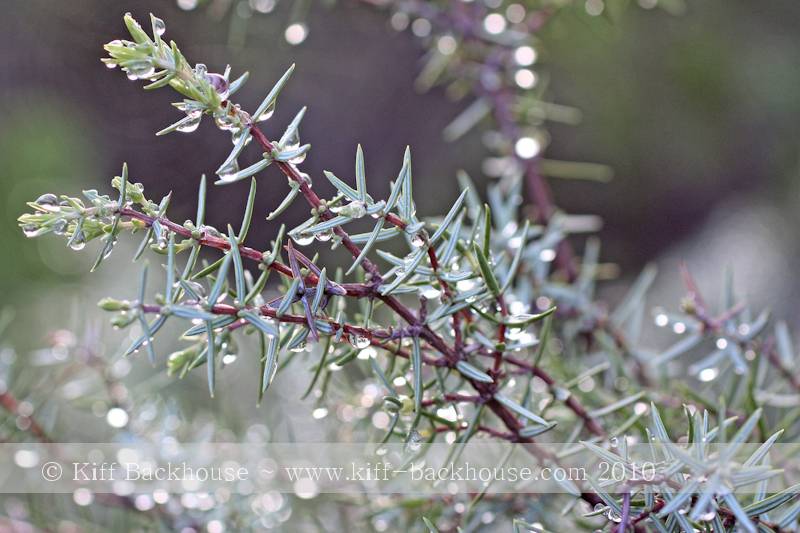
14,9,800,533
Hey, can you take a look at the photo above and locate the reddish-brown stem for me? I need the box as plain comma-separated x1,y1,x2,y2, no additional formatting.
123,203,458,371
492,295,509,375
616,491,631,533
426,242,464,357
477,425,515,440
141,302,445,367
632,499,664,525
503,354,606,437
120,206,375,298
421,393,481,407
0,392,51,442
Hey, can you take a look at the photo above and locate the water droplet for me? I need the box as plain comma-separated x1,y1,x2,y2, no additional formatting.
177,112,202,133
102,237,118,259
332,201,367,219
515,136,541,159
52,219,67,236
194,63,207,77
284,23,308,45
456,279,476,292
538,248,556,262
288,150,307,165
349,334,370,350
184,280,206,297
125,60,155,80
22,224,39,238
410,232,425,248
214,111,237,132
698,367,719,382
594,503,605,513
606,509,621,523
222,354,237,365
152,16,166,36
514,46,537,66
420,286,441,299
404,429,423,453
231,127,249,146
553,387,570,401
400,252,419,272
205,73,230,99
106,407,129,428
357,347,376,360
315,230,333,242
217,159,240,182
35,193,58,206
201,225,221,238
291,233,314,246
609,436,619,447
257,101,275,122
290,342,307,353
69,232,86,251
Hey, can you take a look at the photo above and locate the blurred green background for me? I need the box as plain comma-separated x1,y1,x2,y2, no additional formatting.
1,0,799,411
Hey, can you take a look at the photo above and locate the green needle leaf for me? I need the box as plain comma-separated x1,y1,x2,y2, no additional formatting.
430,188,468,245
242,310,279,338
399,147,415,222
279,106,307,146
207,253,232,305
277,278,301,317
253,63,296,121
227,225,245,303
261,334,280,395
215,130,251,178
227,70,249,96
214,158,270,185
412,336,423,416
323,170,361,202
346,219,384,275
206,321,216,397
355,144,367,203
238,177,257,242
472,242,500,297
495,393,549,425
267,182,300,220
244,269,270,305
165,233,175,302
311,267,327,313
196,174,207,226
455,360,493,383
482,203,492,256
